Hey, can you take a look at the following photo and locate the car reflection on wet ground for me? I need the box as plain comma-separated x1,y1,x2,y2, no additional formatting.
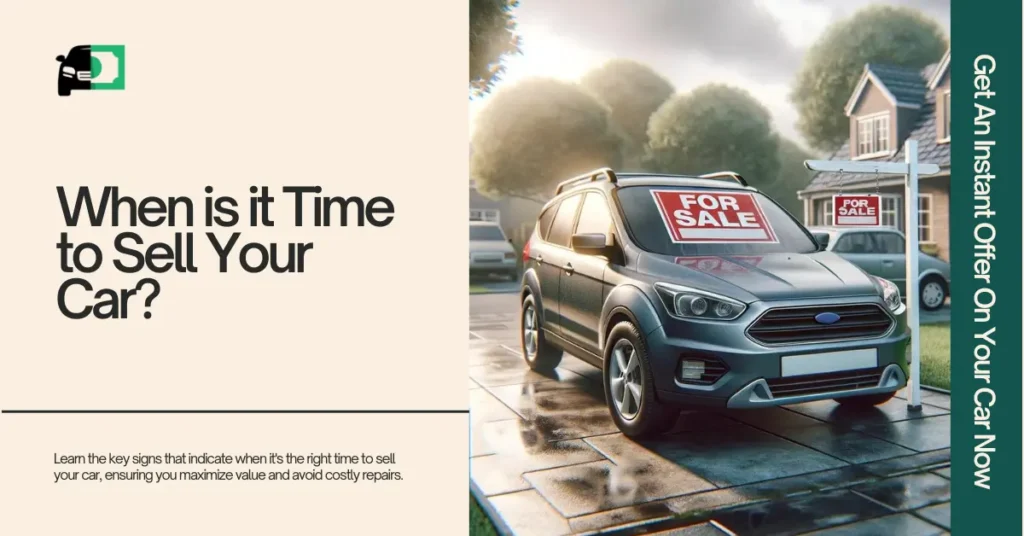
469,294,951,536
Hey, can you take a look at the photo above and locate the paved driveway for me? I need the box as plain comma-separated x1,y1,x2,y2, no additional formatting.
470,294,951,535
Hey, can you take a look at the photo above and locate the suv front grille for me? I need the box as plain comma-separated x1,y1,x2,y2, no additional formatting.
747,303,893,345
766,367,884,398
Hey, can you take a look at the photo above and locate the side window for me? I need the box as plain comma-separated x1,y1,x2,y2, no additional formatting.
546,194,582,247
872,232,905,254
537,205,556,240
574,192,613,237
833,233,875,254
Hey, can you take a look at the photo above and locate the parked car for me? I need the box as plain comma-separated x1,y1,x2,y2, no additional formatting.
470,221,518,280
806,227,950,312
519,169,910,438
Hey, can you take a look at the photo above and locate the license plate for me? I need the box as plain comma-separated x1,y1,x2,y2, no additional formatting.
781,348,878,377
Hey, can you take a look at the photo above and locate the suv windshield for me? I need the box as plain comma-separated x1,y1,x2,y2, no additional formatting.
615,185,816,256
470,225,506,241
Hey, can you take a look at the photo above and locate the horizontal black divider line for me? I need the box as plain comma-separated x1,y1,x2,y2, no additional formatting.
1,409,469,414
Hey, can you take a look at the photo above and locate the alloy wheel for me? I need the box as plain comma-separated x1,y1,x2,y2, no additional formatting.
523,305,538,357
608,339,643,421
922,281,945,309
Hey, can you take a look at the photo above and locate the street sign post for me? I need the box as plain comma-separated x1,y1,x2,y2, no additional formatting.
805,140,941,410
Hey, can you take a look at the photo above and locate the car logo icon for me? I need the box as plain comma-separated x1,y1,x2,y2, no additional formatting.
56,45,125,96
814,312,841,325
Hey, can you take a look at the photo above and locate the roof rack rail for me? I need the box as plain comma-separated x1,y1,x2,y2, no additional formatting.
699,171,749,187
554,168,618,195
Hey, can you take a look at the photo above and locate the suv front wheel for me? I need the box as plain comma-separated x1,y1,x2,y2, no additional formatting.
603,321,678,438
521,295,562,371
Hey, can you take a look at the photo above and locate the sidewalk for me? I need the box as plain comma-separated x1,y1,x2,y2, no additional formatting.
469,303,951,535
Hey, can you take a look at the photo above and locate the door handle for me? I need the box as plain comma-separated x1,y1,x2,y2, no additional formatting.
535,255,543,264
882,260,894,266
563,262,574,274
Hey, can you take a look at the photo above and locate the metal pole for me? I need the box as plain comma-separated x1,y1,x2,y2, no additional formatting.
905,140,922,411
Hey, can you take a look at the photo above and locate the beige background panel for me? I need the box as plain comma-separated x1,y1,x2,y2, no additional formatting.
0,0,469,534
2,414,469,534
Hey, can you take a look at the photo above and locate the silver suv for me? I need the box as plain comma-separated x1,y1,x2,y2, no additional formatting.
519,169,910,438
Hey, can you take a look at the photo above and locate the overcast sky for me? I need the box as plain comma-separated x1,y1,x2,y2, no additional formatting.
469,0,949,150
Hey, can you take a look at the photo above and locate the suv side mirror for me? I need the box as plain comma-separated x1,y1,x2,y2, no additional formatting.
812,232,830,251
571,233,609,256
56,55,66,62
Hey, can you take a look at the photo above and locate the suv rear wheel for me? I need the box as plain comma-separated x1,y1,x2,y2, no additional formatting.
521,295,562,371
603,321,678,438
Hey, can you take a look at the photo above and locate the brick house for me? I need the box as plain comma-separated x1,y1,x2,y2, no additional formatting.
798,49,951,260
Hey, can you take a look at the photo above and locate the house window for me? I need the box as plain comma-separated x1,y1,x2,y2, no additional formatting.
856,113,890,156
470,209,500,223
815,198,833,226
881,196,900,228
918,194,933,243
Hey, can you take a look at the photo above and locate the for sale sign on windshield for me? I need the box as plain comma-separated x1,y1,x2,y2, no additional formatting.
833,194,881,226
651,190,778,243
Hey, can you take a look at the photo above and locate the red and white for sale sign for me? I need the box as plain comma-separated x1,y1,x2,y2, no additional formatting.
833,195,881,226
651,190,778,243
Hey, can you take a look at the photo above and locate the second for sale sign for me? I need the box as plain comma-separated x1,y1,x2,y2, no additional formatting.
833,194,881,226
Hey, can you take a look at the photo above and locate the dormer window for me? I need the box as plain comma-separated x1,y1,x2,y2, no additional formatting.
856,112,890,157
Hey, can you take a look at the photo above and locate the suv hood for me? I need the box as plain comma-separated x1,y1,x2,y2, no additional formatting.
639,251,880,303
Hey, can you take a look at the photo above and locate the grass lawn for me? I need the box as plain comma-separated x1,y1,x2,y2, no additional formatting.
470,285,490,295
919,322,950,390
471,495,498,536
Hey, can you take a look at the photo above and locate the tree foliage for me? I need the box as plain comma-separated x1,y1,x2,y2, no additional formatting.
791,5,947,151
471,78,624,200
646,84,780,186
470,0,521,97
760,138,815,216
580,60,674,168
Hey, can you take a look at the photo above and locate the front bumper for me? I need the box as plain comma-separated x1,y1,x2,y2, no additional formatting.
646,295,911,408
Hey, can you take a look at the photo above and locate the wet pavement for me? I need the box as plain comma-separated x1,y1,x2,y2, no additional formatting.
470,294,952,536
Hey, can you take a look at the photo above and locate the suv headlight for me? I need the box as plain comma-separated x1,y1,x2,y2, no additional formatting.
655,283,746,321
874,276,903,312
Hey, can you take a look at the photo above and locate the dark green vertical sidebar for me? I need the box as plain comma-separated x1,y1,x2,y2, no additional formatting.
950,1,1022,533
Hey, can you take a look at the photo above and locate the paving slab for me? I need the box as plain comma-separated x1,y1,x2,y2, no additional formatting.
784,396,948,426
859,449,951,477
857,415,951,452
802,513,945,535
853,473,950,511
487,380,620,442
472,439,605,496
727,408,916,464
488,489,572,536
915,502,950,530
635,419,847,487
525,436,715,517
710,490,891,535
470,386,518,423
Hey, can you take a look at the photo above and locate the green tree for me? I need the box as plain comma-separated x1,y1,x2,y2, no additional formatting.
760,138,815,217
470,0,521,97
646,84,780,186
791,5,947,150
471,78,624,201
581,60,674,169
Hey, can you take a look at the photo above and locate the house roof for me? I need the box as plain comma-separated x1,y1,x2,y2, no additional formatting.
927,49,951,89
843,63,929,115
803,61,949,194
